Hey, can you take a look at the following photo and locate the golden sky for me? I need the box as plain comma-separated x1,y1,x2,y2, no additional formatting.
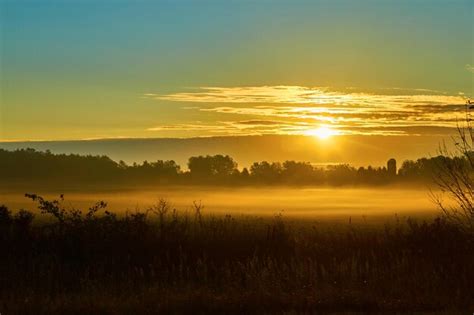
1,0,473,143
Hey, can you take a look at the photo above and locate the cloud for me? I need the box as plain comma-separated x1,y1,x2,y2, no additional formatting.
147,120,409,137
234,120,286,126
466,64,474,73
148,86,465,108
146,86,471,137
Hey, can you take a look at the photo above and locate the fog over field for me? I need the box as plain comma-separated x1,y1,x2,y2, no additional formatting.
1,186,438,221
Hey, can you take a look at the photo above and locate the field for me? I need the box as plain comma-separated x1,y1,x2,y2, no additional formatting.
1,186,472,314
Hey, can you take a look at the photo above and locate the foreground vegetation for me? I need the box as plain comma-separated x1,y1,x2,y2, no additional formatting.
0,195,473,314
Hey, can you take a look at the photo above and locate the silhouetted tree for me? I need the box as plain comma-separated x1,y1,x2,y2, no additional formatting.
432,102,474,232
281,161,324,184
250,161,282,183
326,164,357,185
188,155,237,177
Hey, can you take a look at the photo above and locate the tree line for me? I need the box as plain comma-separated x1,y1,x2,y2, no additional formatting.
0,148,470,186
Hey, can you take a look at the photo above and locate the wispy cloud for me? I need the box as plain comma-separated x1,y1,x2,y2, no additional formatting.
147,120,409,137
146,86,470,137
466,64,474,73
147,86,465,108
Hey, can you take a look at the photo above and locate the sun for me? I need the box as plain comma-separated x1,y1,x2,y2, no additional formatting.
307,126,336,140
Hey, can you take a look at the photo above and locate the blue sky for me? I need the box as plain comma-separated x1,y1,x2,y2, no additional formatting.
1,0,473,140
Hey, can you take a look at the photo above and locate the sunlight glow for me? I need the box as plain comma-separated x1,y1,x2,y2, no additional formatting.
307,126,336,140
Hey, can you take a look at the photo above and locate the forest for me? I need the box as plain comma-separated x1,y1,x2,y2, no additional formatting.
1,148,469,186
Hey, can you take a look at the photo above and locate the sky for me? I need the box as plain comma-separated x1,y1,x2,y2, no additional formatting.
0,0,473,142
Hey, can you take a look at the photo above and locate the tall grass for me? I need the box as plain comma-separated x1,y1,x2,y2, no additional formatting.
0,195,473,314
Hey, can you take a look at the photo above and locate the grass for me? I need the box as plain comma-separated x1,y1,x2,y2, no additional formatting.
0,195,473,314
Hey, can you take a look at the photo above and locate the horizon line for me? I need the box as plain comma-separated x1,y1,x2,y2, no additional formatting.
0,133,446,144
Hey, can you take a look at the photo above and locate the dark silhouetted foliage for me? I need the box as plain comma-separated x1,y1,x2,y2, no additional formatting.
1,148,472,187
0,195,472,314
431,104,474,233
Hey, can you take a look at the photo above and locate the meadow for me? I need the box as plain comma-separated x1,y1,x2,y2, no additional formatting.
0,191,473,314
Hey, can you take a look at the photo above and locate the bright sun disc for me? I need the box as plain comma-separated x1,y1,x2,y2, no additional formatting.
308,126,335,140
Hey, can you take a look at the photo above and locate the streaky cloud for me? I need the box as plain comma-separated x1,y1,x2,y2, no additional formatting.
146,86,470,137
